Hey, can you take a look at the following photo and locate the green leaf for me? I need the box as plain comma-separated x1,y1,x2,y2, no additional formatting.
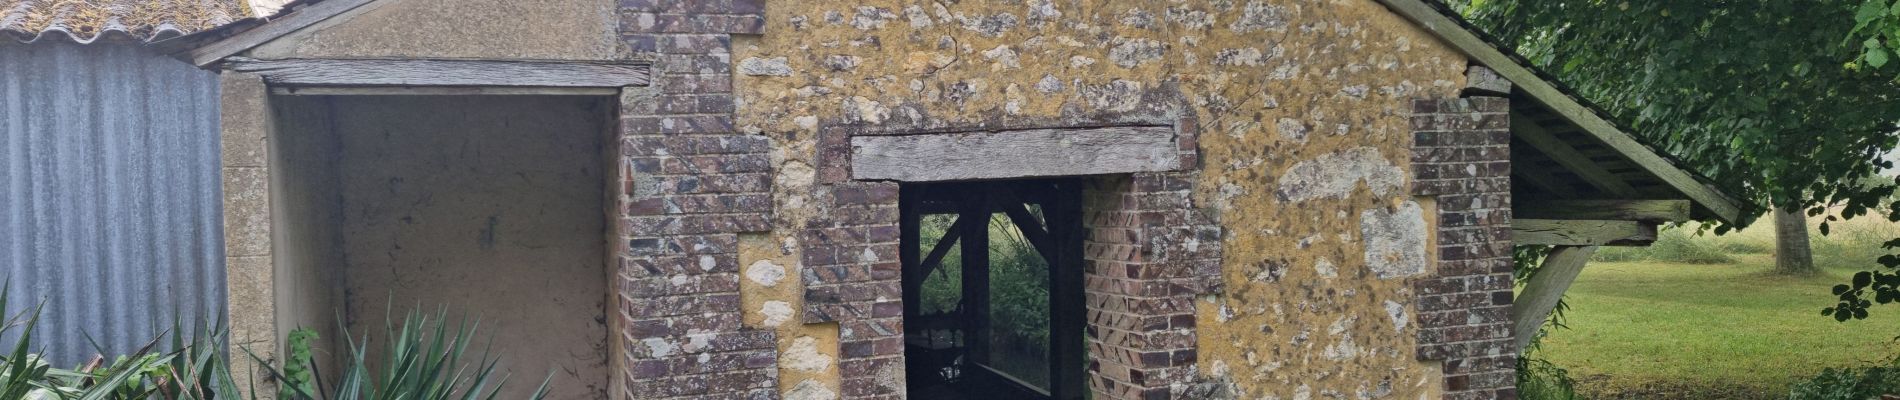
1868,41,1893,68
1859,0,1889,26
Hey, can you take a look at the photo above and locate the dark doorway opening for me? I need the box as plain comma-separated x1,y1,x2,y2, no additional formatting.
900,179,1087,400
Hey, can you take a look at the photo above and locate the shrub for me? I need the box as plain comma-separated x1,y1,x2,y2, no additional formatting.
1787,364,1900,400
1517,355,1581,400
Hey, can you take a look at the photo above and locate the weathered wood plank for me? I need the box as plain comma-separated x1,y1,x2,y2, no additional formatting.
1511,112,1640,197
851,126,1180,182
1512,219,1658,246
1516,200,1691,222
1376,0,1744,222
1512,245,1599,352
186,0,379,67
227,57,651,88
270,86,620,96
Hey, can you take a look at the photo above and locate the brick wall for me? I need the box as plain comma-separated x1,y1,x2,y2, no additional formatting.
1408,96,1515,400
1082,172,1223,400
799,177,906,399
615,0,779,398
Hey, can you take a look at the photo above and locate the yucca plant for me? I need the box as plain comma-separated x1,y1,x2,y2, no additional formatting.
0,277,549,400
257,309,551,400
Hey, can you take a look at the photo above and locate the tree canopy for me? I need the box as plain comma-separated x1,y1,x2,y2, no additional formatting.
1452,0,1900,317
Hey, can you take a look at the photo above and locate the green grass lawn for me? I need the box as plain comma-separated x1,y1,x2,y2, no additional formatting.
1538,253,1900,399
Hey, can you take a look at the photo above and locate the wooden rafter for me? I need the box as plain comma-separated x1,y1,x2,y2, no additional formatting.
1510,112,1641,197
1510,154,1583,198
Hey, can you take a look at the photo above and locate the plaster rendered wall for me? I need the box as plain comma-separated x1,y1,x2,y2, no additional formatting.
248,0,622,60
319,96,615,400
266,96,348,383
730,0,1469,398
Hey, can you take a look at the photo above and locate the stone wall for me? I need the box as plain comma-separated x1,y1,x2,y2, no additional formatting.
1409,96,1515,399
730,0,1475,398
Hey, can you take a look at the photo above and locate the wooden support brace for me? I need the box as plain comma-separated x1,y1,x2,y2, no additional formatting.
1513,219,1658,246
1513,245,1599,352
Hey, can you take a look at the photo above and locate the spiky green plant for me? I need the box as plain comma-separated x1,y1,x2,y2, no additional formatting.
256,310,551,400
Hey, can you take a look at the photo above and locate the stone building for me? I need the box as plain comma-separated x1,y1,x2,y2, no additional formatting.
170,0,1741,399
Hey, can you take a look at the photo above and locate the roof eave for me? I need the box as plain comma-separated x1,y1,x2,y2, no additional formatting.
1376,0,1746,223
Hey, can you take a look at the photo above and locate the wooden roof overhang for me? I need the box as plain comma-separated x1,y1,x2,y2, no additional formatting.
1376,0,1753,352
152,0,649,94
1379,0,1746,248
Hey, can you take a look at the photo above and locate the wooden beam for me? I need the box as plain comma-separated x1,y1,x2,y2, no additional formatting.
184,0,379,67
850,126,1180,182
1512,219,1658,246
1512,245,1599,352
1516,200,1691,222
1510,112,1640,197
1375,0,1744,223
227,57,651,88
270,86,621,96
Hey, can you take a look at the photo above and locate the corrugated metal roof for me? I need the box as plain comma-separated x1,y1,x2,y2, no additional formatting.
0,41,226,364
2,0,248,44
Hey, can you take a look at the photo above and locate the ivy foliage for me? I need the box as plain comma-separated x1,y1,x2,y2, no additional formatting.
1454,0,1900,319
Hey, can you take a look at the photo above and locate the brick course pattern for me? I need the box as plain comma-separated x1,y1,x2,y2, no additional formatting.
616,0,779,398
1082,172,1222,400
1408,96,1515,400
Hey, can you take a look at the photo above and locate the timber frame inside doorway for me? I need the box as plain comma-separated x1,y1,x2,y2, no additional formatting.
899,179,1087,400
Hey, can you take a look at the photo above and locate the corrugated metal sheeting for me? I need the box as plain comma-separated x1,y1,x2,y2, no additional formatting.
0,41,225,365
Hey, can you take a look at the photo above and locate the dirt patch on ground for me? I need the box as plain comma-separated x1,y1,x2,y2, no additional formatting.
1572,374,1786,400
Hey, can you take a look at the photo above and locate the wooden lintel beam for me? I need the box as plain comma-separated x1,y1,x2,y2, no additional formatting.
1512,219,1658,246
1512,245,1599,352
227,57,651,88
1510,112,1640,197
851,126,1180,182
1516,200,1691,222
269,86,621,96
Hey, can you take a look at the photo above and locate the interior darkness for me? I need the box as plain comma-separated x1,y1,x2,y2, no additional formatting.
270,95,614,400
901,179,1087,400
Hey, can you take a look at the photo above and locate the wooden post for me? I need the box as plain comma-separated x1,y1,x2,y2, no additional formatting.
960,190,992,366
1512,245,1599,352
901,185,922,319
1046,180,1087,400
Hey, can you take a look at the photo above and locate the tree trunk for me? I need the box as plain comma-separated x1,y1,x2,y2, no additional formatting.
1774,208,1817,275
